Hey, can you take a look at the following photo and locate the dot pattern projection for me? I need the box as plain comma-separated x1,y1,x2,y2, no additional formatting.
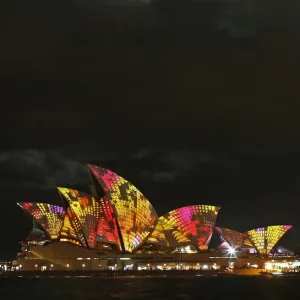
145,219,170,248
60,212,83,246
58,187,121,249
161,205,220,250
247,225,292,255
215,227,249,249
217,241,231,249
58,188,101,248
18,203,65,239
97,196,122,250
243,237,254,247
88,165,158,252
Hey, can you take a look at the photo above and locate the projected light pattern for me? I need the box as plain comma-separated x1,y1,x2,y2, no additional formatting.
215,227,245,249
145,220,170,248
65,206,87,247
60,212,82,245
247,225,292,255
58,188,100,248
161,205,219,250
59,187,122,249
157,215,191,248
18,203,65,239
17,165,294,256
98,196,122,250
218,241,231,249
243,236,254,247
88,165,158,252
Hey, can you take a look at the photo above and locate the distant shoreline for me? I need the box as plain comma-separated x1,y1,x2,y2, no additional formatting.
0,269,264,278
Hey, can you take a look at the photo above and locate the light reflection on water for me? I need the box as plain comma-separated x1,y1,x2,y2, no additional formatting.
0,276,299,300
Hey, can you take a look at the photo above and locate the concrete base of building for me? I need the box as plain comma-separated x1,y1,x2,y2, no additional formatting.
13,241,298,275
13,241,266,272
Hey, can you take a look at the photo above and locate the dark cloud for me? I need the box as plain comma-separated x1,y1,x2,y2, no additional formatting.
152,171,178,182
132,149,155,160
139,170,178,182
166,150,217,171
0,150,90,190
216,0,258,37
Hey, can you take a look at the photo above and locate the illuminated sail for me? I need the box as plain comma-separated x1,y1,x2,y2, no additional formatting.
59,211,83,246
97,196,122,250
88,165,158,252
58,188,122,250
161,205,220,250
217,241,231,249
145,219,170,248
247,225,292,255
18,203,65,239
215,227,252,249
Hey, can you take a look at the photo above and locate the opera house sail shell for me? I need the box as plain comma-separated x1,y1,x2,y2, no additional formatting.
215,227,254,250
16,164,293,263
59,212,83,246
87,165,158,253
247,225,292,255
149,205,220,251
58,187,122,250
58,188,99,248
145,219,170,249
18,203,65,240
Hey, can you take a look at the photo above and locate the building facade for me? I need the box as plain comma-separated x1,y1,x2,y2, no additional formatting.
13,165,293,272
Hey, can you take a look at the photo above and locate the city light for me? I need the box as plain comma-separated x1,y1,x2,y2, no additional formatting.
228,247,235,255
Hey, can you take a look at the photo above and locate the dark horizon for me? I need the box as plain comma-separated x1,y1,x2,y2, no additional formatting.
1,0,300,259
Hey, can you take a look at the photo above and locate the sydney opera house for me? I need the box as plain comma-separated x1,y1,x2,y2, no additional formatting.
13,165,295,272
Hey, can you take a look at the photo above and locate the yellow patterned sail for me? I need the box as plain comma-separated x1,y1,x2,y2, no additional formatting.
58,188,99,248
247,225,292,255
159,215,191,248
160,205,220,250
59,211,83,246
18,203,65,240
57,189,88,247
145,219,170,248
58,187,121,250
88,165,158,252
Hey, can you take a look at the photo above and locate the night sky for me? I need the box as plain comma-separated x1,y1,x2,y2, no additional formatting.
1,0,300,259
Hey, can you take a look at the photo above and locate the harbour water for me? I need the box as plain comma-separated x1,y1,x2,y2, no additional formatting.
0,276,299,300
